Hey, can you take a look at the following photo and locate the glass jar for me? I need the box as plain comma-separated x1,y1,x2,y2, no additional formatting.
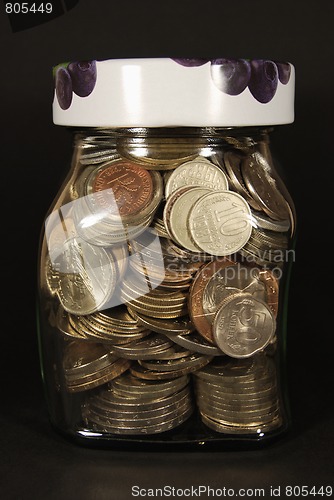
38,58,296,448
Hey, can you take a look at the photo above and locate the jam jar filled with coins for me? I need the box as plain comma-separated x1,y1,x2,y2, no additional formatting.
38,58,296,447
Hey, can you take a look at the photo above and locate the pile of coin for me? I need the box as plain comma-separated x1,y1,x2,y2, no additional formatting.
42,132,294,436
63,340,131,393
194,354,282,434
57,305,150,344
82,374,193,435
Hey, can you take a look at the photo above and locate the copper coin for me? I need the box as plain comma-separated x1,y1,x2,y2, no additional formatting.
258,269,279,317
188,258,236,344
88,160,154,217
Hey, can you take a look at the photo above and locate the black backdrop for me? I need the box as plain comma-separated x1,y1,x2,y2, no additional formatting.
1,1,333,498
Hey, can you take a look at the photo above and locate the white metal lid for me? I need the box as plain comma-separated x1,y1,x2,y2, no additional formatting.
52,58,295,127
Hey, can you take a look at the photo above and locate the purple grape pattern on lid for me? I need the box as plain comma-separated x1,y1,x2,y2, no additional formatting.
171,58,210,67
54,60,97,110
172,57,291,104
276,62,291,85
68,61,97,97
248,60,279,103
55,67,73,110
210,59,251,95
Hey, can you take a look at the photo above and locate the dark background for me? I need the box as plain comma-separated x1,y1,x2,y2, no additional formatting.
1,1,333,498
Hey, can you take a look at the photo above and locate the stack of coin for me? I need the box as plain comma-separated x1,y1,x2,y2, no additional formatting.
130,353,213,380
73,159,163,245
240,227,289,266
129,232,204,290
120,273,189,319
79,139,119,165
128,308,194,336
116,135,201,169
63,340,131,393
109,334,183,360
193,354,282,434
82,373,193,434
57,305,151,344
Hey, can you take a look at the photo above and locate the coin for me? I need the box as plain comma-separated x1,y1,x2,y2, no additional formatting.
164,187,212,252
84,404,193,435
130,355,212,380
55,237,117,315
188,259,236,344
95,384,190,411
63,340,117,376
138,353,212,372
188,191,252,256
223,151,262,210
213,293,276,358
251,210,290,233
164,331,224,356
82,379,193,434
110,374,189,400
86,159,154,217
241,153,290,221
202,262,267,325
109,334,174,360
117,136,200,169
87,390,192,422
165,158,229,198
129,309,194,336
200,412,282,434
66,358,131,393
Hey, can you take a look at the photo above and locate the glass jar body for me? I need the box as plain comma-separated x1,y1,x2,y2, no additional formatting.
38,127,295,448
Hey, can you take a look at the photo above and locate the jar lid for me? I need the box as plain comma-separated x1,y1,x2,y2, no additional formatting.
52,58,295,127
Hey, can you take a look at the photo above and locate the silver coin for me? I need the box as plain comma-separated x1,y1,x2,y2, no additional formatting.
63,341,118,377
194,354,272,381
241,153,290,221
129,309,194,335
86,391,192,425
213,293,276,358
223,151,262,210
198,400,280,423
200,409,281,427
55,237,117,315
86,393,192,425
138,353,212,373
84,404,193,435
200,412,282,434
251,210,290,233
164,332,224,356
195,391,278,412
188,190,252,256
88,386,191,416
165,187,212,252
95,385,190,411
110,373,189,398
109,334,174,360
130,355,212,380
165,158,228,198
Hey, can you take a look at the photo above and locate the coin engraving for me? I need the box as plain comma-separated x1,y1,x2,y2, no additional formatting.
88,160,153,216
188,191,252,256
213,293,276,358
